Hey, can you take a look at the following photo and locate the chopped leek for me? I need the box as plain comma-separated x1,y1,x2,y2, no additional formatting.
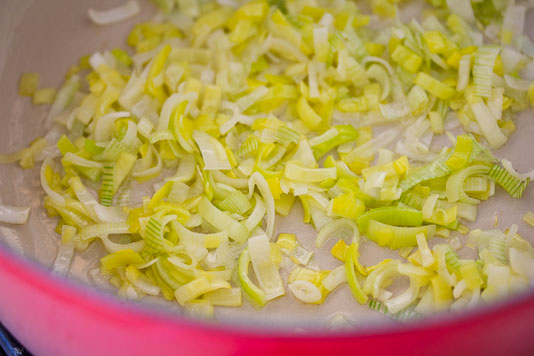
357,207,423,234
238,249,267,307
0,205,30,225
88,1,141,26
248,234,285,301
488,164,530,198
345,243,368,305
523,211,534,227
3,0,534,321
52,225,76,275
366,220,436,249
19,73,40,96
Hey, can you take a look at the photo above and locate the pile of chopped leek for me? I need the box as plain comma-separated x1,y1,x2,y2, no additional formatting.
2,0,534,321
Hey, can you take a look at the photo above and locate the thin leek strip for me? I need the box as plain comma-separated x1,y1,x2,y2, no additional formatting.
363,260,400,299
168,157,196,185
217,190,252,215
289,280,323,304
432,245,458,287
473,46,500,98
504,75,530,92
68,176,126,223
33,88,56,104
315,218,359,249
362,56,394,75
366,220,436,249
198,197,249,243
212,170,248,189
125,265,161,296
368,299,422,321
94,111,131,142
291,139,317,168
436,200,477,222
446,165,490,203
383,278,422,314
52,225,76,275
308,61,320,99
204,288,242,307
345,243,368,305
445,135,473,170
345,130,397,163
309,125,359,159
522,211,534,227
509,248,534,279
400,157,451,191
236,86,269,112
167,255,199,274
238,136,260,158
132,144,162,180
19,72,39,97
407,86,428,114
248,234,285,301
79,221,131,241
147,44,172,103
45,75,80,128
148,264,177,300
170,221,227,249
446,0,475,24
456,55,471,91
248,172,275,239
157,93,195,133
469,100,507,149
488,165,529,199
328,192,366,220
193,130,232,171
416,233,435,268
0,205,30,225
96,139,123,162
501,5,526,45
172,115,196,155
119,121,141,154
501,159,534,181
45,202,92,234
112,152,137,193
422,194,439,220
88,1,141,26
321,266,347,292
238,249,267,307
101,249,144,274
357,207,423,234
444,247,461,273
184,300,214,319
100,163,114,207
63,153,103,169
296,95,322,129
175,276,231,306
414,72,456,100
100,235,145,253
464,176,489,194
366,64,391,101
153,258,186,289
284,163,336,183
40,158,65,206
431,274,453,310
0,137,48,169
244,194,266,232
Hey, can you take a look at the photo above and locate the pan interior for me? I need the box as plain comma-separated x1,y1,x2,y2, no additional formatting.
0,0,533,331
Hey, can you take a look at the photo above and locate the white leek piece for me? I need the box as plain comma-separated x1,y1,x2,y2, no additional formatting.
88,1,141,26
248,234,285,301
